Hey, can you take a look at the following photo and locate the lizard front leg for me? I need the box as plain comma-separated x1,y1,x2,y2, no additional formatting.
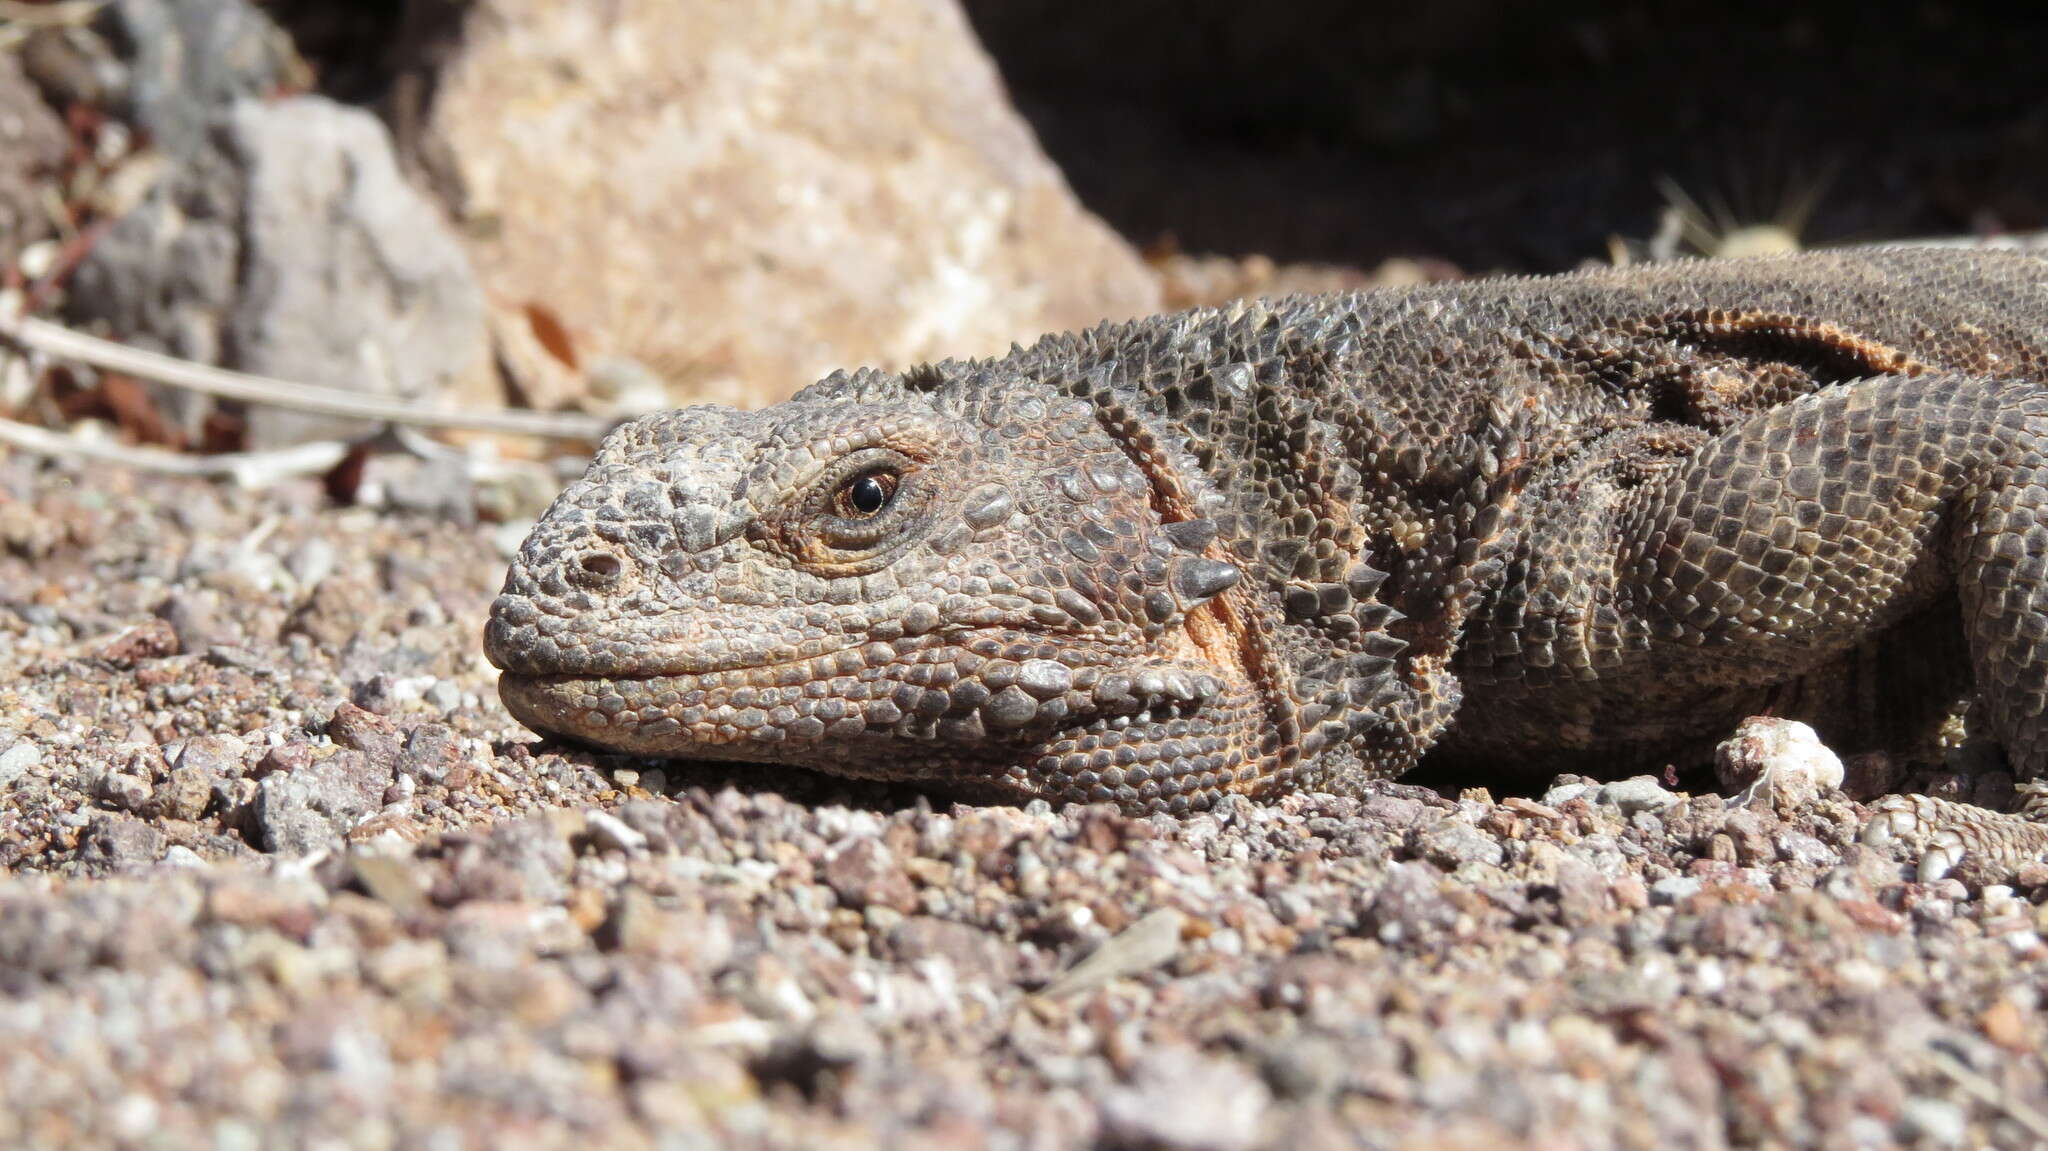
1458,373,2048,876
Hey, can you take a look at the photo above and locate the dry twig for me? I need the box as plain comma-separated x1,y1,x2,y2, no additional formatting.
0,413,347,484
0,306,619,440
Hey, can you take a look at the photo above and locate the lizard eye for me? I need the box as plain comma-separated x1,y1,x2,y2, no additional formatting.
780,446,931,567
750,440,936,575
833,469,899,518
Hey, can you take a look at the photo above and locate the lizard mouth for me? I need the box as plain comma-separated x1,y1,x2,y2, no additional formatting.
482,596,878,680
495,639,1270,810
493,631,890,758
492,572,1286,809
497,670,825,757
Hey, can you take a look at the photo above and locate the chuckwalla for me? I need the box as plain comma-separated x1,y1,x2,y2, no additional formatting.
487,248,2048,873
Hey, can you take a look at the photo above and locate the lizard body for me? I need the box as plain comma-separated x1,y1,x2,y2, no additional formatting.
486,249,2048,864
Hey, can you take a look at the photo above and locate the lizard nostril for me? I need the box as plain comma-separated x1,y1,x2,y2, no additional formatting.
569,549,625,588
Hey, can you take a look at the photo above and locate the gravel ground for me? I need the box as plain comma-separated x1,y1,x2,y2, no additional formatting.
1,453,2045,1150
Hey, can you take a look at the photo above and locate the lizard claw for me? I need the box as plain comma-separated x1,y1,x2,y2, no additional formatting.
1858,793,2048,884
1856,799,1911,849
1916,839,1965,885
1856,796,1959,879
1859,794,1971,881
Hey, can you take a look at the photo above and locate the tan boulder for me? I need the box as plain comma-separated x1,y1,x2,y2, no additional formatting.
422,0,1160,408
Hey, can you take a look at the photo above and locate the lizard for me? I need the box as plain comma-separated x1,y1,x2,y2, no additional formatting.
484,247,2048,877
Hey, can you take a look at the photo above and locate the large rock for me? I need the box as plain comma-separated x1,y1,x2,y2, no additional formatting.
422,0,1160,407
225,98,492,447
68,95,493,448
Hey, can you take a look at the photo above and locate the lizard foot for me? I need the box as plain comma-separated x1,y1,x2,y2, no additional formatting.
1859,783,2048,883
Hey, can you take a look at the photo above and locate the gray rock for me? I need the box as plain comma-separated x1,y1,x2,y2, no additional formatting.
68,140,237,351
1649,876,1704,905
1364,861,1457,945
1595,776,1683,814
156,588,232,650
582,810,647,856
1412,816,1506,870
423,679,463,714
250,749,387,855
1552,855,1615,927
69,94,491,449
94,771,153,813
372,454,478,526
326,702,402,771
78,814,166,871
1359,792,1432,829
61,0,274,388
284,537,338,590
225,97,490,447
0,739,42,787
158,844,206,869
886,917,1018,985
1098,1046,1271,1151
1538,781,1592,807
822,838,918,913
98,0,300,163
174,733,247,778
1258,1036,1347,1101
1775,831,1838,869
147,733,244,821
1897,1096,1968,1147
471,816,577,905
397,724,464,786
249,782,335,854
350,674,401,716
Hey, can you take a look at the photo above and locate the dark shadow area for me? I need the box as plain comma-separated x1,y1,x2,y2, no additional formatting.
262,0,470,158
961,0,2048,270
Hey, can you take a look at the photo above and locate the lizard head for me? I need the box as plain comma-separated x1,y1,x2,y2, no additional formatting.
485,359,1275,812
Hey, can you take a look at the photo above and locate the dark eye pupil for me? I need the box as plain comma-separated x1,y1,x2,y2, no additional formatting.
848,474,890,515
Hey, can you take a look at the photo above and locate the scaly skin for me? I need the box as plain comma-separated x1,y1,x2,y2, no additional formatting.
486,248,2048,859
